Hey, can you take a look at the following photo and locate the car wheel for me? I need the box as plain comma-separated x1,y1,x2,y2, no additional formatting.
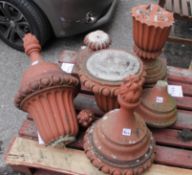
0,0,52,51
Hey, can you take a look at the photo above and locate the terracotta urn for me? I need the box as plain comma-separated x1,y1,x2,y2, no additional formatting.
15,34,80,145
78,30,145,112
84,75,155,175
136,80,177,128
132,4,174,87
132,4,174,59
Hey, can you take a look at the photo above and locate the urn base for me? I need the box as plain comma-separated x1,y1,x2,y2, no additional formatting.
143,58,167,88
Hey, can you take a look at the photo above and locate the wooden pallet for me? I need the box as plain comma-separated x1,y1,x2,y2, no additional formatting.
4,63,192,175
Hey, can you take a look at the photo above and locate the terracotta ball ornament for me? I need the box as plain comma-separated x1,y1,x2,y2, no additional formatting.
136,80,177,128
132,4,174,87
15,34,80,145
77,109,95,129
84,75,155,175
78,30,145,112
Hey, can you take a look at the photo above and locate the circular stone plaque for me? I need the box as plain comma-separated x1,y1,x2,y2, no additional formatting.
86,50,140,82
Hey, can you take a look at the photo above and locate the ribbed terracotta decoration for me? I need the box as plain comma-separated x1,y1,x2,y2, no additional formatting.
78,47,145,112
132,4,174,87
15,34,79,145
84,75,155,175
132,4,174,59
77,109,95,129
84,30,111,51
143,58,167,87
136,80,177,128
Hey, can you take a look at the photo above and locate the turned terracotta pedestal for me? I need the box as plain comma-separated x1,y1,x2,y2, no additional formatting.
142,58,167,87
84,75,155,175
132,4,174,87
136,80,177,128
15,34,80,145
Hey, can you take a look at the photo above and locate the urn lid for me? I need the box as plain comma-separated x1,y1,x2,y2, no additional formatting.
84,30,111,51
78,49,144,95
15,34,79,109
132,4,174,28
141,80,176,113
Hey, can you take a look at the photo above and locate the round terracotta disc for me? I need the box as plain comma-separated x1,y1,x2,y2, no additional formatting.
86,49,140,83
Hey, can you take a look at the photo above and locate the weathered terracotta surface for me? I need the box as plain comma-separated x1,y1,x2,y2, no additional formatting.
132,4,174,59
78,44,145,112
131,4,173,86
84,30,111,51
143,58,167,87
84,75,155,175
77,109,95,128
15,34,80,145
136,80,177,128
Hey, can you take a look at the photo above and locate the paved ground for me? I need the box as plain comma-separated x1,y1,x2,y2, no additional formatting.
0,0,191,174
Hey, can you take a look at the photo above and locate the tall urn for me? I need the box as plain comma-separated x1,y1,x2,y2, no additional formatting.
15,34,79,145
132,4,174,87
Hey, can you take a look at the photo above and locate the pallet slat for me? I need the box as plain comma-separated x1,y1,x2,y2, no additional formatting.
5,137,192,175
175,96,192,111
167,66,192,84
182,0,190,16
168,81,192,97
152,129,192,149
155,145,192,168
173,0,181,14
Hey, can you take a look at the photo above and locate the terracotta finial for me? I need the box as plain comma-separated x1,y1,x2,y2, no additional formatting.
84,30,111,51
118,75,143,109
15,33,80,145
77,109,95,128
23,33,42,62
84,73,155,175
136,80,177,128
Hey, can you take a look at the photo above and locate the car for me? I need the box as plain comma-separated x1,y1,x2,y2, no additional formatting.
0,0,117,50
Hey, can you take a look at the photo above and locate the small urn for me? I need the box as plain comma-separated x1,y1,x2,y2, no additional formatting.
136,80,177,128
132,4,174,87
132,4,174,59
78,30,145,112
15,34,80,145
84,75,155,175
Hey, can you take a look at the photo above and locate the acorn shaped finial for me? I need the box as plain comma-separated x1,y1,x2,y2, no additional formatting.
84,30,111,51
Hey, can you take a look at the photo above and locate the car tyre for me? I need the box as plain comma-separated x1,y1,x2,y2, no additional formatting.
0,0,52,51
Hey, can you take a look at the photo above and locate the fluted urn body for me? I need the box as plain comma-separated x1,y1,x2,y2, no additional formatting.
15,34,79,145
136,80,177,128
84,75,155,175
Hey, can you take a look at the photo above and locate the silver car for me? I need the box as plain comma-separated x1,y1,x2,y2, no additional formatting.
0,0,117,50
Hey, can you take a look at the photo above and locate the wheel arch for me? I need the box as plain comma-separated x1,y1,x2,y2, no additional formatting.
31,0,63,37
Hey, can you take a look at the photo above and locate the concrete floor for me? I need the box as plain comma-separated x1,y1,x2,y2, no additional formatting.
0,0,191,174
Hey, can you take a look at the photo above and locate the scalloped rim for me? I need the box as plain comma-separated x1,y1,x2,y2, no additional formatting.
78,50,144,96
15,72,79,109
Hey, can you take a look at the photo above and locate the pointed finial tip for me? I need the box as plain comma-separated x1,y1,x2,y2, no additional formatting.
23,33,41,56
